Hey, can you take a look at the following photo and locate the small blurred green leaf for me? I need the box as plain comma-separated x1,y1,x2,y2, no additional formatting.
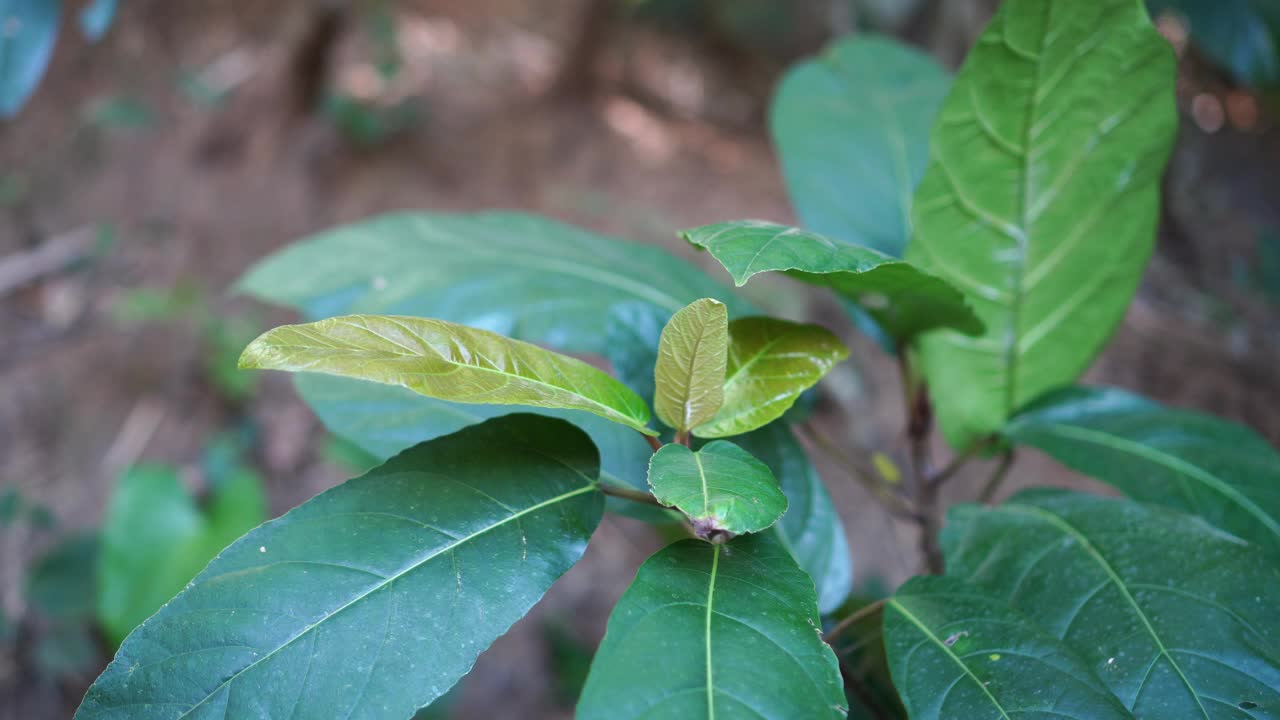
96,464,266,646
0,0,61,118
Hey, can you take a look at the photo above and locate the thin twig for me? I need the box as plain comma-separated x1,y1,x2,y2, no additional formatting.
599,481,664,507
978,450,1016,504
897,352,943,574
643,433,662,452
796,423,919,521
823,598,887,644
927,436,995,490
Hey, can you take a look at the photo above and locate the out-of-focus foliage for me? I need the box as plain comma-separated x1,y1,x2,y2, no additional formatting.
1,0,118,117
1150,0,1280,87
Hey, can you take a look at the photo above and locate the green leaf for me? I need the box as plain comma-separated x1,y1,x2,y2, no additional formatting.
0,0,61,117
683,220,981,341
885,575,1135,720
604,301,668,408
905,0,1178,447
693,316,849,438
293,373,666,521
236,211,751,355
96,464,267,646
943,491,1280,718
577,534,846,719
77,414,605,720
240,313,656,435
654,298,729,432
28,533,99,622
1005,385,1280,557
648,441,787,537
771,34,950,257
733,423,851,614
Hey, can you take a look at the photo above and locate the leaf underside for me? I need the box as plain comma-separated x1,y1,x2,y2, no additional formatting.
578,534,846,720
76,414,605,720
235,211,751,356
654,298,729,432
239,313,655,435
683,220,981,341
694,316,849,438
905,0,1178,446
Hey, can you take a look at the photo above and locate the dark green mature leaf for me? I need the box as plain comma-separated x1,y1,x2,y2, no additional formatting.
654,298,729,432
885,575,1135,720
906,0,1178,447
28,533,99,622
944,491,1280,718
77,414,605,720
240,314,656,435
294,374,673,523
604,301,669,407
648,441,787,536
1005,386,1280,557
0,0,61,117
1148,0,1280,87
733,423,851,614
683,220,981,341
97,464,266,646
295,374,652,492
577,534,846,720
772,34,949,257
694,316,849,438
236,211,750,355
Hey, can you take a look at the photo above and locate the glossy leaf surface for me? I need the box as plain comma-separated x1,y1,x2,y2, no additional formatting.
236,211,750,355
733,423,851,614
77,414,605,720
604,301,669,408
654,299,729,432
0,0,61,117
578,534,846,719
772,34,949,256
1005,385,1280,557
885,575,1134,720
694,316,848,438
97,464,266,646
240,314,655,434
683,220,980,341
648,441,787,536
906,0,1178,446
944,491,1280,718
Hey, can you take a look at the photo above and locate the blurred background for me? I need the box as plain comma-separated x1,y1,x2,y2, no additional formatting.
1,0,1278,717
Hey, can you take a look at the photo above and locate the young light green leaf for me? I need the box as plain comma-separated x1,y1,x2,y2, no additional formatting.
683,220,982,341
885,576,1135,720
733,423,851,614
771,34,950,257
578,534,846,720
905,0,1178,447
236,211,751,355
76,414,605,720
648,441,787,537
654,298,729,432
0,0,61,117
693,316,849,438
97,464,266,647
943,491,1280,718
239,313,657,435
1005,386,1280,557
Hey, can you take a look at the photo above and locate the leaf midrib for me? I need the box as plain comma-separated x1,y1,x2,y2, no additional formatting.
1004,502,1211,719
1025,422,1280,545
887,597,1012,719
174,483,598,719
261,334,646,429
704,544,721,720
